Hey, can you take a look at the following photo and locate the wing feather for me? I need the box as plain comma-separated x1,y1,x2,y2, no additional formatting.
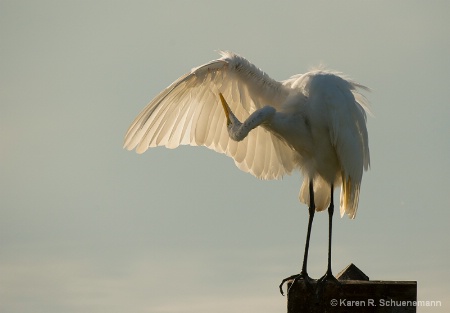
124,51,297,180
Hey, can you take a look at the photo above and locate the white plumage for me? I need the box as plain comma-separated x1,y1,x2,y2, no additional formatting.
124,51,370,219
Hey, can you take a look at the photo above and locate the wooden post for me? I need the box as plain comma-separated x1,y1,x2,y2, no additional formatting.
287,264,417,313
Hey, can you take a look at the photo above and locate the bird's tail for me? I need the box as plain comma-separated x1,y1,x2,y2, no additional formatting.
299,175,361,219
340,174,360,219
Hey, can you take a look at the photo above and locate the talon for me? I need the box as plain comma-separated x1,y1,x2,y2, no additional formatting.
279,272,314,296
317,271,340,285
219,93,231,126
279,275,297,296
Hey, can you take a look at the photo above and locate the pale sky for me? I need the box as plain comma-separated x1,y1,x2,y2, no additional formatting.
1,1,449,312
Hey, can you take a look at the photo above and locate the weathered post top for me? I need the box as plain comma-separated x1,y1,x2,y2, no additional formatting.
287,264,417,313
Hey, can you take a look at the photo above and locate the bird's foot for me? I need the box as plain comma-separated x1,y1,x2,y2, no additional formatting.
279,271,314,296
317,269,340,285
316,270,340,297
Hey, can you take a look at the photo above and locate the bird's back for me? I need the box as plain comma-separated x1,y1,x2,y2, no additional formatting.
280,70,370,218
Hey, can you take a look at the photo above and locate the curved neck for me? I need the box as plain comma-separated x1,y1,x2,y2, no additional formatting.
228,106,276,141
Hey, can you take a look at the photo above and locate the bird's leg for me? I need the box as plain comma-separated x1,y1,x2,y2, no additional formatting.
219,93,275,142
279,180,316,296
317,185,340,287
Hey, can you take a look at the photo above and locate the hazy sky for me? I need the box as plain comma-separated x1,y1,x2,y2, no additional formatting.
1,1,449,312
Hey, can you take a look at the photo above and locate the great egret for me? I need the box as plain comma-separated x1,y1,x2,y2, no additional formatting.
124,51,370,296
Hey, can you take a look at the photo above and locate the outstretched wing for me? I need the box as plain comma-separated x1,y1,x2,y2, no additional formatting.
124,51,299,180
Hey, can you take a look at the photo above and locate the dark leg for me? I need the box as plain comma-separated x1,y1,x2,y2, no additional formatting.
300,182,316,277
317,184,339,285
279,180,316,296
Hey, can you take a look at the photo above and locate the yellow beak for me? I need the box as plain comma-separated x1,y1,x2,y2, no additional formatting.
219,93,231,126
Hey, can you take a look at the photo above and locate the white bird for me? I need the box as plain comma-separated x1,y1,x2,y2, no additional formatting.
124,51,370,296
